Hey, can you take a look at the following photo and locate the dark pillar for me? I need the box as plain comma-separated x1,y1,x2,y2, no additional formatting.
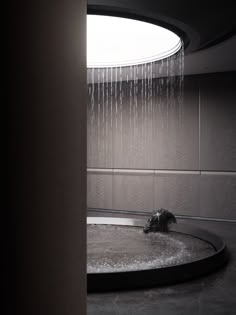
8,1,87,314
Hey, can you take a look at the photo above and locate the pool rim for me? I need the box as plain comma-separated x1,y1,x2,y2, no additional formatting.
87,217,229,292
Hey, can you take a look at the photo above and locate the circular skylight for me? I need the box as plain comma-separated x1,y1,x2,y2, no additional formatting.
87,15,182,68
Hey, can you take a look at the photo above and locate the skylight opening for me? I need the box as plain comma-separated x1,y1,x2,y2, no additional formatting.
87,15,182,68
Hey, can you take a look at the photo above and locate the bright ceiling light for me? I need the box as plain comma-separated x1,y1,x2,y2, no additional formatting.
87,15,182,68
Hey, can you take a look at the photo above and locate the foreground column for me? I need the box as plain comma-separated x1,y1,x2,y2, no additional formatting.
8,1,87,314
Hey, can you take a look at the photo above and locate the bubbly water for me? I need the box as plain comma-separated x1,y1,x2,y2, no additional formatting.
87,224,215,273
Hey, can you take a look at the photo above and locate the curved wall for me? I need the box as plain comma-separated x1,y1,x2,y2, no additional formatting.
87,72,236,221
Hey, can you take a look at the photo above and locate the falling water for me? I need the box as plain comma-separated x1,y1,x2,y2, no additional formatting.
87,41,184,210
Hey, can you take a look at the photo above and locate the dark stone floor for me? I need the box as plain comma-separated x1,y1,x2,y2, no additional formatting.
87,217,236,315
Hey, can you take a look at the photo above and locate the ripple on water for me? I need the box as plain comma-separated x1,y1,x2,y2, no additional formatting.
87,224,215,273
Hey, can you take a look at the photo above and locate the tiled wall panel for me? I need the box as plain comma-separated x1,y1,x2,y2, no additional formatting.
154,173,200,215
112,172,154,212
87,171,113,209
200,173,236,219
200,73,236,171
153,76,199,170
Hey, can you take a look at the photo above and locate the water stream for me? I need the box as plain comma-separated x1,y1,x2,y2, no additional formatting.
87,42,184,211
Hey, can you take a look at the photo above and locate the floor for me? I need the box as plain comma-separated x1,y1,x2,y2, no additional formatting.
87,216,236,315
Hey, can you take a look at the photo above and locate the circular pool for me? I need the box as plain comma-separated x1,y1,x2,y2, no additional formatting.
87,217,228,292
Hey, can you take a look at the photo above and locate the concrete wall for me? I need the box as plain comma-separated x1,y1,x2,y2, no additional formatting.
8,1,87,314
87,72,236,220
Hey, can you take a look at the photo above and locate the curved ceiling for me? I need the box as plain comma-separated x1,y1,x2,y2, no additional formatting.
87,0,236,74
88,0,235,53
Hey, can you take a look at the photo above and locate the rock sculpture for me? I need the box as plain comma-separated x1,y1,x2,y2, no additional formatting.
143,208,177,233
